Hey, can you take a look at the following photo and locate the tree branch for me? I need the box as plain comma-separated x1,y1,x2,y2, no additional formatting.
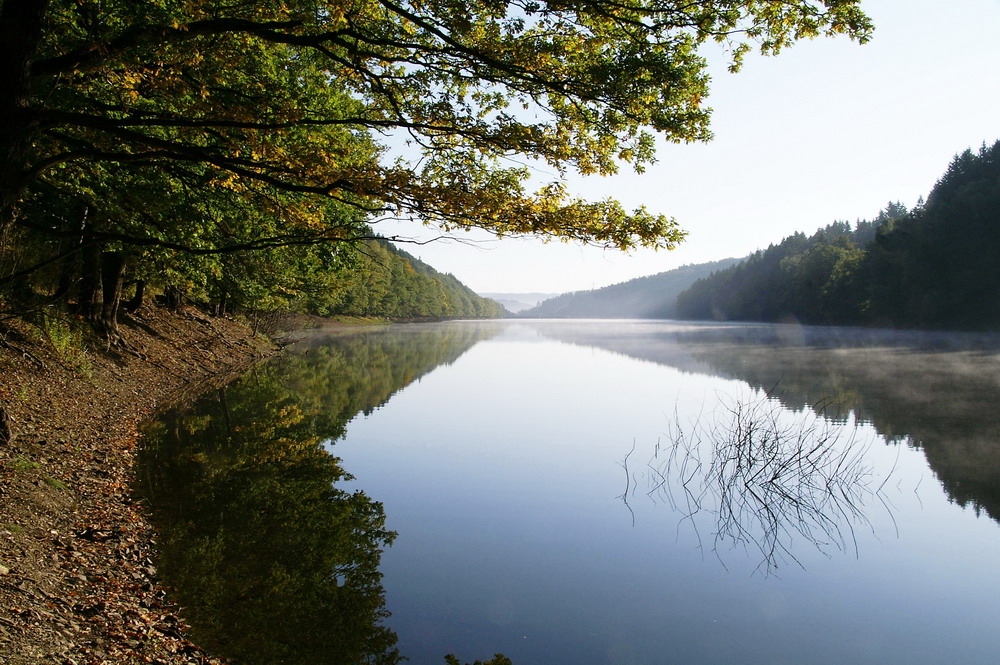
15,217,380,256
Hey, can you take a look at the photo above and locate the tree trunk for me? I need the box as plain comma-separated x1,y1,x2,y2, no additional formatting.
0,404,14,447
100,251,127,339
124,279,146,313
165,286,183,310
0,0,49,238
53,252,77,302
53,206,89,301
219,387,234,440
77,242,103,320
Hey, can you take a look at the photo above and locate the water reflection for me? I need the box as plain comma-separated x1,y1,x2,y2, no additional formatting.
534,321,1000,525
137,324,501,665
622,393,892,575
137,321,1000,665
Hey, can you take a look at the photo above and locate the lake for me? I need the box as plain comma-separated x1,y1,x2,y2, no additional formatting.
138,320,1000,665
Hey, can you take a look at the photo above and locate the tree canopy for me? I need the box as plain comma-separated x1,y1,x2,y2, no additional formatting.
2,0,871,254
0,0,872,335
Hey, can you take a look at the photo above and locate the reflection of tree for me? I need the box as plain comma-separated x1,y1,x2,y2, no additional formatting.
138,324,499,664
536,322,1000,525
671,330,1000,525
279,322,503,441
624,395,889,575
141,394,400,665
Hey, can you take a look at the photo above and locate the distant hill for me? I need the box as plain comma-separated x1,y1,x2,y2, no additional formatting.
518,258,741,319
319,240,507,319
480,292,560,313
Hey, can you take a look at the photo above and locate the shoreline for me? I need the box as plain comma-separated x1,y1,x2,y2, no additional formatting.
0,306,284,665
0,307,483,664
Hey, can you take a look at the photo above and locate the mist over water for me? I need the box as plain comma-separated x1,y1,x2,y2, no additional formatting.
141,320,1000,665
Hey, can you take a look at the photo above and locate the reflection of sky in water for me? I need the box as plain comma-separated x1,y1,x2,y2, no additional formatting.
331,321,1000,665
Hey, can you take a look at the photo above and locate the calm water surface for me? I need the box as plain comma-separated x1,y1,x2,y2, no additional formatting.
139,320,1000,665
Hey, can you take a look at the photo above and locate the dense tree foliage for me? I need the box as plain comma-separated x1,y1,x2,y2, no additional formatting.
676,140,1000,331
138,324,502,664
676,216,882,324
209,237,506,319
864,142,1000,329
325,241,506,318
445,655,513,665
519,257,738,318
0,0,870,333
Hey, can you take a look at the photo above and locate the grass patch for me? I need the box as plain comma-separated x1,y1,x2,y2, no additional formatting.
6,456,69,490
42,476,68,491
10,455,39,471
41,313,94,377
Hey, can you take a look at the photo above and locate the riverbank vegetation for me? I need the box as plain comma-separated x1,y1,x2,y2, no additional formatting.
676,140,1000,330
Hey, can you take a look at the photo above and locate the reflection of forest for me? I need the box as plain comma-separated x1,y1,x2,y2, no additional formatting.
536,322,1000,524
137,323,500,665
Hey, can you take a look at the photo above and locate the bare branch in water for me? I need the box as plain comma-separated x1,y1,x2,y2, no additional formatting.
622,393,897,576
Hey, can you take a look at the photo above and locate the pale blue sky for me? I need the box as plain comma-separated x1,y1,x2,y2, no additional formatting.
374,0,1000,295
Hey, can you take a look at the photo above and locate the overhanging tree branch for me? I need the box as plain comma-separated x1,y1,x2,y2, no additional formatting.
14,217,380,256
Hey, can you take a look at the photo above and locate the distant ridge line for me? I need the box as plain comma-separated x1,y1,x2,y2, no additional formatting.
518,258,741,319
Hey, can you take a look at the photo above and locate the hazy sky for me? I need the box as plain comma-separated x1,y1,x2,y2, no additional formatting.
373,0,1000,295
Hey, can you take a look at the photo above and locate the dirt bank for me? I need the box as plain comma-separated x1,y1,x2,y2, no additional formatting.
0,305,280,665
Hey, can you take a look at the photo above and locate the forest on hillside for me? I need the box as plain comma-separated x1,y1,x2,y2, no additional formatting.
3,219,503,333
280,240,506,320
520,258,739,318
676,140,1000,331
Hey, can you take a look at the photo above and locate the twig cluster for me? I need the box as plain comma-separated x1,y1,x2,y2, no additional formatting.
620,393,897,575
